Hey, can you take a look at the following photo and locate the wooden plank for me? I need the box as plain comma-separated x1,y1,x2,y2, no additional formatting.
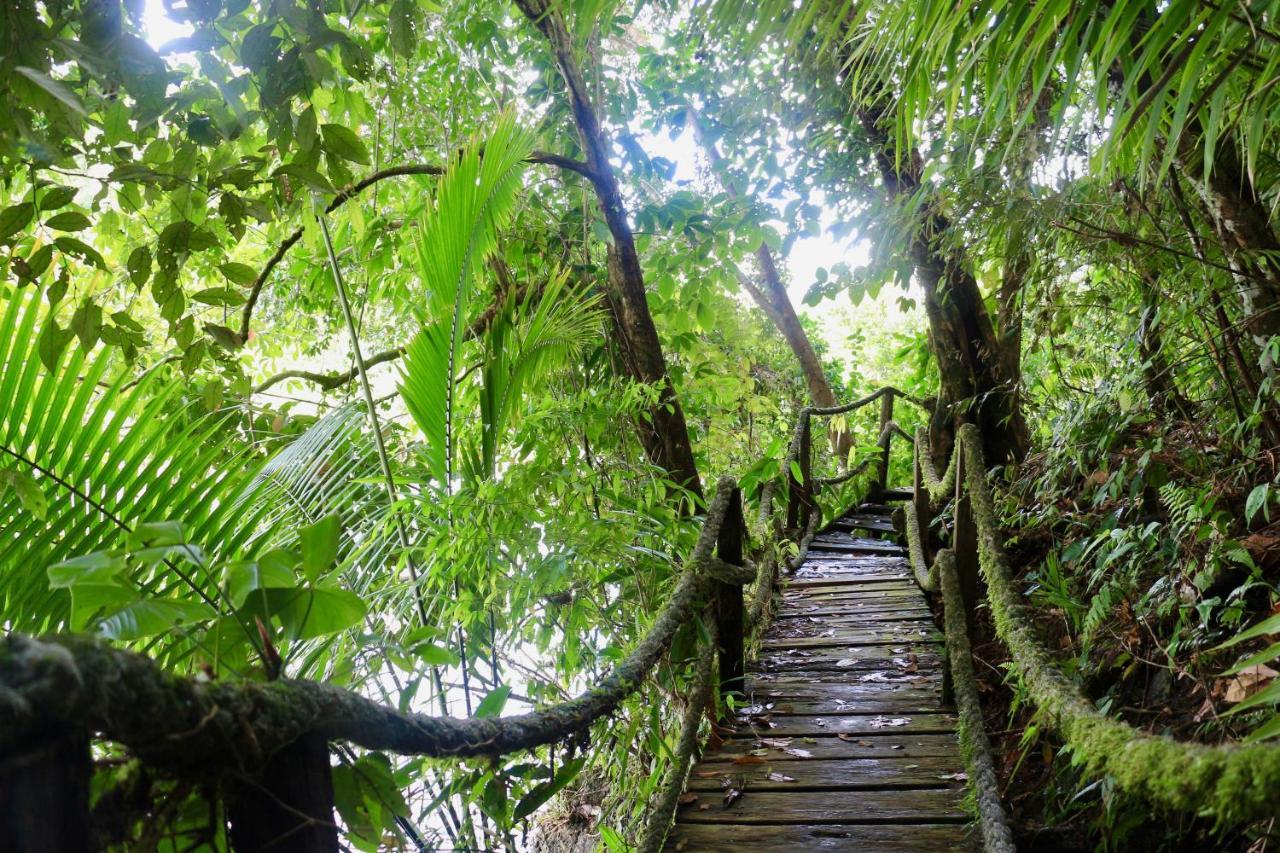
762,634,940,651
674,788,967,824
711,733,963,762
829,516,897,533
758,648,942,676
881,487,914,502
808,540,905,555
685,757,967,791
766,622,941,644
722,713,957,737
774,605,933,620
784,577,917,590
739,686,944,716
665,822,978,852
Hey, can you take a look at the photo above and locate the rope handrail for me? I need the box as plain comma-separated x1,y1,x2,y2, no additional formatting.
806,385,929,417
904,422,1280,824
1,386,923,849
0,478,750,769
936,549,1015,852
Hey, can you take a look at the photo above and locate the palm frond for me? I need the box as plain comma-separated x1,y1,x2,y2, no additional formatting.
400,110,537,489
0,289,260,634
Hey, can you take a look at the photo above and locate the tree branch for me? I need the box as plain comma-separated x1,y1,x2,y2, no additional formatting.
238,154,594,341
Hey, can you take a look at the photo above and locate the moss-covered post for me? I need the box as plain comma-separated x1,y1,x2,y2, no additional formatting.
715,486,747,701
873,389,895,498
786,413,813,534
227,733,338,852
953,443,979,637
0,728,91,851
913,437,933,563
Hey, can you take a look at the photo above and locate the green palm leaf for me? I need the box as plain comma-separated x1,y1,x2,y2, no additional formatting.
400,110,537,489
0,290,261,633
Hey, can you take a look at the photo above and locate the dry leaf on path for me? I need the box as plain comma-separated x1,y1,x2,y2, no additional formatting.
782,746,814,758
1223,664,1279,703
677,792,698,806
766,772,797,782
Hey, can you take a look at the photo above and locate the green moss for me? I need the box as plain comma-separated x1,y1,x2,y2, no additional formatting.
949,423,1280,824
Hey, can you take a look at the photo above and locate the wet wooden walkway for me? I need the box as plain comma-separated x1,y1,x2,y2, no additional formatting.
666,503,976,851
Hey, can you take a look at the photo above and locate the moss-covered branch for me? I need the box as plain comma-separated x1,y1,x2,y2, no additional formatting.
1,481,748,773
952,423,1280,822
936,549,1015,852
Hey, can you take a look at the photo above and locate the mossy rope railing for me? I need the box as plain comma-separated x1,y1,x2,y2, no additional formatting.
0,388,907,850
903,421,1280,843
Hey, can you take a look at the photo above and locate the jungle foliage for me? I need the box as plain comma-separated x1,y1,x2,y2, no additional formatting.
3,0,1280,849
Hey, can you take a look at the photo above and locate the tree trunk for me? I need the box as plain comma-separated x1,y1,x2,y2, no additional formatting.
515,0,702,498
857,102,1029,465
685,111,840,410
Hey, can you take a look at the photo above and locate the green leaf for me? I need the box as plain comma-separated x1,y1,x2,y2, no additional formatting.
1245,713,1280,743
128,520,185,550
1217,614,1280,650
389,0,416,56
321,123,371,165
39,186,78,210
299,514,341,581
269,586,366,638
48,552,127,588
276,163,335,194
44,211,90,232
0,202,35,240
70,301,102,349
224,558,296,608
513,757,585,821
1246,483,1270,523
219,261,257,286
412,641,460,666
97,599,215,640
37,318,74,370
192,287,247,306
1,468,47,520
475,685,512,718
15,66,87,116
127,246,152,287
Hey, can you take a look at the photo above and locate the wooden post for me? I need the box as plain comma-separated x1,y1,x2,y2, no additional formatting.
715,486,747,701
953,443,979,638
0,729,91,852
874,390,895,498
228,733,338,852
786,414,812,534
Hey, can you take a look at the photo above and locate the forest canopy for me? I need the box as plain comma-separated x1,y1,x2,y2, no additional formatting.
3,0,1280,849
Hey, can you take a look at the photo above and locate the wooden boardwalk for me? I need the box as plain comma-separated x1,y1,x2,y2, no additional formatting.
667,503,976,851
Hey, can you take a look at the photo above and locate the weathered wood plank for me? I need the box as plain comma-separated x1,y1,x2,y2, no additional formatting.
710,733,963,762
685,757,967,791
722,713,957,737
665,822,978,851
674,788,967,824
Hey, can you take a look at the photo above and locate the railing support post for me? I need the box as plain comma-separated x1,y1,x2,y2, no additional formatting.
874,390,895,499
786,413,813,534
913,440,933,564
715,486,747,702
228,733,338,852
0,728,91,852
953,443,979,638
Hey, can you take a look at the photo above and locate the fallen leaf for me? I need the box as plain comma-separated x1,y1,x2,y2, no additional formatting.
696,770,721,778
698,803,710,811
782,747,813,759
678,792,698,806
758,738,793,748
835,658,860,667
869,716,911,728
675,839,688,851
723,788,743,808
1223,664,1279,704
766,771,797,782
938,772,968,781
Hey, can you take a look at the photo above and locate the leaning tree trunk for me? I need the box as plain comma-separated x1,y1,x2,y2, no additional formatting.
857,102,1029,465
515,0,702,498
685,107,851,457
